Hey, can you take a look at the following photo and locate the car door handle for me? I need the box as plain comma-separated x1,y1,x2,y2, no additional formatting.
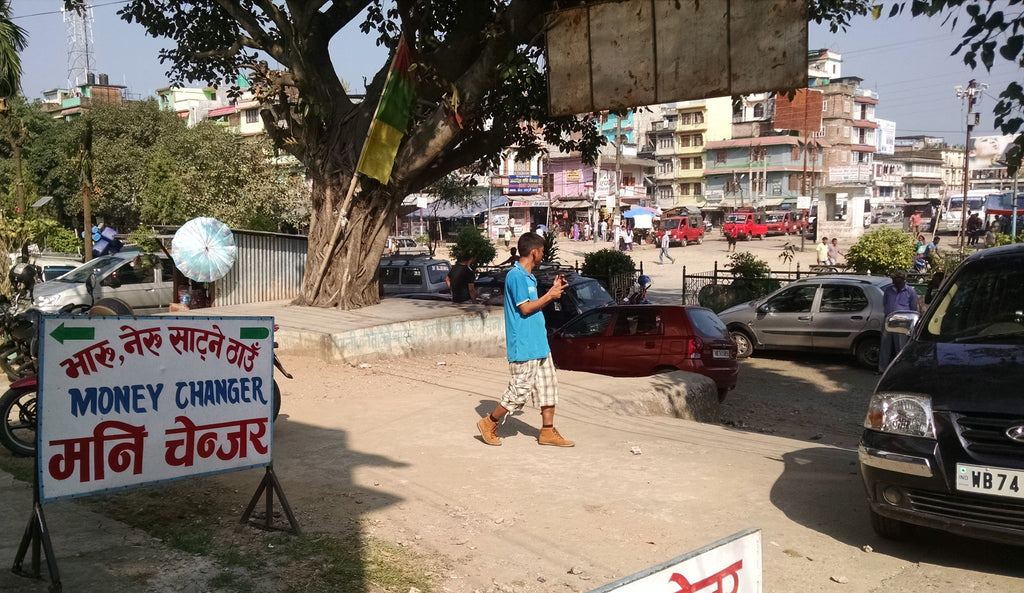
851,315,863,320
797,316,812,321
146,288,157,292
645,341,656,349
587,343,599,350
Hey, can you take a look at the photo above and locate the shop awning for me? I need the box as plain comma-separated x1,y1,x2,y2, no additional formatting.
551,199,591,209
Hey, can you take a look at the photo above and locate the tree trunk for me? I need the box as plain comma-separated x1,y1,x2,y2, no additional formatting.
293,168,401,309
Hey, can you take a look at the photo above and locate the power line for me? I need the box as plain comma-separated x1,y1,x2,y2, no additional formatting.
13,1,129,20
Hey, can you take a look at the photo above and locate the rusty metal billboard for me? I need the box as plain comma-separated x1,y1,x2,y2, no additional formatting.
773,89,824,133
546,0,807,116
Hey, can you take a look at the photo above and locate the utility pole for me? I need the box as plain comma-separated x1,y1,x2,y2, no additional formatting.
613,113,623,230
955,79,986,248
593,113,604,243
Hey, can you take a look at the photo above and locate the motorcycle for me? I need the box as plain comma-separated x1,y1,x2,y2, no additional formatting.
623,274,653,305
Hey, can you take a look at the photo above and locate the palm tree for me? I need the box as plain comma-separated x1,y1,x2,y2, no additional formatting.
0,0,27,99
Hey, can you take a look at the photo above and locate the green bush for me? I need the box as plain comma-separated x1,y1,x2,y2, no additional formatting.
42,225,81,254
725,251,779,299
123,225,164,253
992,232,1024,246
844,227,916,275
581,248,635,290
448,226,497,265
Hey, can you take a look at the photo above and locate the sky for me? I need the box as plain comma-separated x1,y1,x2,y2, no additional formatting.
11,1,1021,145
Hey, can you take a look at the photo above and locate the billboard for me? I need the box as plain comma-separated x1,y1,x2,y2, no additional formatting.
773,89,824,133
546,0,807,116
38,316,275,501
508,175,541,195
971,134,1019,169
875,118,896,155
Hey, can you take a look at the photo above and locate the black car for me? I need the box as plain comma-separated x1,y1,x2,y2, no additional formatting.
859,243,1024,545
475,264,616,331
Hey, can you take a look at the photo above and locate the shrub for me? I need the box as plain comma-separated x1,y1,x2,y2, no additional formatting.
42,224,81,254
448,226,497,265
725,251,779,300
992,232,1024,246
844,227,916,274
581,248,635,290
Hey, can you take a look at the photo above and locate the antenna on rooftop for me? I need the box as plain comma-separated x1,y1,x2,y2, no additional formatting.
63,5,96,88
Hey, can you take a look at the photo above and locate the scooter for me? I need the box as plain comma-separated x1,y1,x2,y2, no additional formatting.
624,274,653,305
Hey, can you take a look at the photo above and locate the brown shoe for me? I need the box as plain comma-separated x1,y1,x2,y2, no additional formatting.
538,427,574,447
477,416,502,446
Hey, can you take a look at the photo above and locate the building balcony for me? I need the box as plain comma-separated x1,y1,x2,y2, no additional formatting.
674,168,704,181
655,145,676,156
676,121,707,133
676,144,705,155
655,171,675,182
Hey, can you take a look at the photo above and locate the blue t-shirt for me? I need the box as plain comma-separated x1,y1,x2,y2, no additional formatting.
504,263,550,362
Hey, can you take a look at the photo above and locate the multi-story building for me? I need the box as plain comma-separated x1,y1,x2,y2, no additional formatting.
642,97,732,209
155,86,223,127
900,154,945,201
39,73,127,120
704,136,825,209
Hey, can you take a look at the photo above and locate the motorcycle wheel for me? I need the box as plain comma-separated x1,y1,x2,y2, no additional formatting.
0,342,32,383
272,380,281,421
0,386,37,457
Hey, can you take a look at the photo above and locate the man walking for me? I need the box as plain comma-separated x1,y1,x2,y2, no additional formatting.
816,236,829,265
658,231,675,264
909,211,922,236
878,269,919,374
476,232,574,447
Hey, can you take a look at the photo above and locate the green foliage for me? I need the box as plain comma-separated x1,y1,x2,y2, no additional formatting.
778,242,797,267
413,234,429,245
844,227,917,274
542,231,558,262
725,251,780,300
992,232,1024,246
123,225,163,253
448,226,496,265
726,251,772,280
33,218,80,253
581,248,635,290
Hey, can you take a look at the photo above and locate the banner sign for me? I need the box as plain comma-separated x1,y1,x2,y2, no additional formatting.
587,529,761,593
38,316,275,502
508,175,541,195
566,169,582,182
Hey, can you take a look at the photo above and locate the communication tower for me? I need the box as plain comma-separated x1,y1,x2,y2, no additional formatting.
63,5,96,88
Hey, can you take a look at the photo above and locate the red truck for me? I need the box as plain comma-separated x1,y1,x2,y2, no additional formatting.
764,210,808,236
722,210,768,240
656,213,705,246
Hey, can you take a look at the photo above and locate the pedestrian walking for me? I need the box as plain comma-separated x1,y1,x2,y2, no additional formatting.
725,229,737,252
878,269,919,374
504,227,512,249
827,238,843,266
816,237,829,265
624,226,634,251
909,211,922,236
476,232,574,447
658,232,675,264
600,219,608,242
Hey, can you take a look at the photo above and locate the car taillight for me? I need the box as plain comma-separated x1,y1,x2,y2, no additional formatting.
685,338,703,359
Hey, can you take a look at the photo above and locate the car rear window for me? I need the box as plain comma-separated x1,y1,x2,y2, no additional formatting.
924,259,1024,342
572,279,614,309
427,263,450,284
689,308,730,339
380,267,400,285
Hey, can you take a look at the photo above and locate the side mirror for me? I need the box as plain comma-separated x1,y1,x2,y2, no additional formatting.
886,311,920,336
756,303,770,314
86,273,96,295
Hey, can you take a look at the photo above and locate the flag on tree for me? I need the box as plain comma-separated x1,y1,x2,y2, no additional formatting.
357,38,414,185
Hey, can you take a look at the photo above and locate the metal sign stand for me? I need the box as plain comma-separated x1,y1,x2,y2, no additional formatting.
12,473,62,592
241,464,301,534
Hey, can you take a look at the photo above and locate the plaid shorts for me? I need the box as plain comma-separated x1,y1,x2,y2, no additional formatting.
501,353,558,411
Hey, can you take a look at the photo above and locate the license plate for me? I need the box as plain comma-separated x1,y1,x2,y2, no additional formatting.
713,349,731,359
956,464,1024,499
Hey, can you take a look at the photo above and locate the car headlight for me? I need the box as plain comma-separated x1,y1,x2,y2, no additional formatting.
864,392,934,438
34,294,61,307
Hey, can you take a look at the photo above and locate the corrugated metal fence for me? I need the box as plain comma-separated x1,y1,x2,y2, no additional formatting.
216,230,307,306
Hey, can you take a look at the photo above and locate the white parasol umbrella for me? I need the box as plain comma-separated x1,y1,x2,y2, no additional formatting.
171,217,237,282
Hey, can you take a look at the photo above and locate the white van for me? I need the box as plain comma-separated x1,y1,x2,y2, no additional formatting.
941,191,995,234
32,252,174,314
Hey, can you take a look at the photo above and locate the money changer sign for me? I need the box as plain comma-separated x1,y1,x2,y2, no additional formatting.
38,316,275,502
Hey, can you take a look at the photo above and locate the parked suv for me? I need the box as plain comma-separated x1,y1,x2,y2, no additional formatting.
718,275,891,369
859,244,1024,545
379,255,451,296
656,214,705,247
32,252,174,314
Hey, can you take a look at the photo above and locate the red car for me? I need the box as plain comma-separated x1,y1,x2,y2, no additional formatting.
548,305,738,400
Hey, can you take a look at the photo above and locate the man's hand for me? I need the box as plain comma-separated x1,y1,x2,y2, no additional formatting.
545,275,567,300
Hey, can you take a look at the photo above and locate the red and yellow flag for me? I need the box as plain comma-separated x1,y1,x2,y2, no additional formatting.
357,38,414,185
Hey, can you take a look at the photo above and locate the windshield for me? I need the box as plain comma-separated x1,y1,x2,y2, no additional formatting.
726,214,744,224
57,256,120,283
947,198,984,212
765,214,785,223
923,260,1024,342
661,219,680,230
572,279,615,310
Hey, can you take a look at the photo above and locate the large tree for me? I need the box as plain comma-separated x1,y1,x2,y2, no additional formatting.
67,0,1020,309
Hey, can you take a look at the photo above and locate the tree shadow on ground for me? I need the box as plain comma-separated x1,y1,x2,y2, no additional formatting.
0,419,411,593
771,446,1024,578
